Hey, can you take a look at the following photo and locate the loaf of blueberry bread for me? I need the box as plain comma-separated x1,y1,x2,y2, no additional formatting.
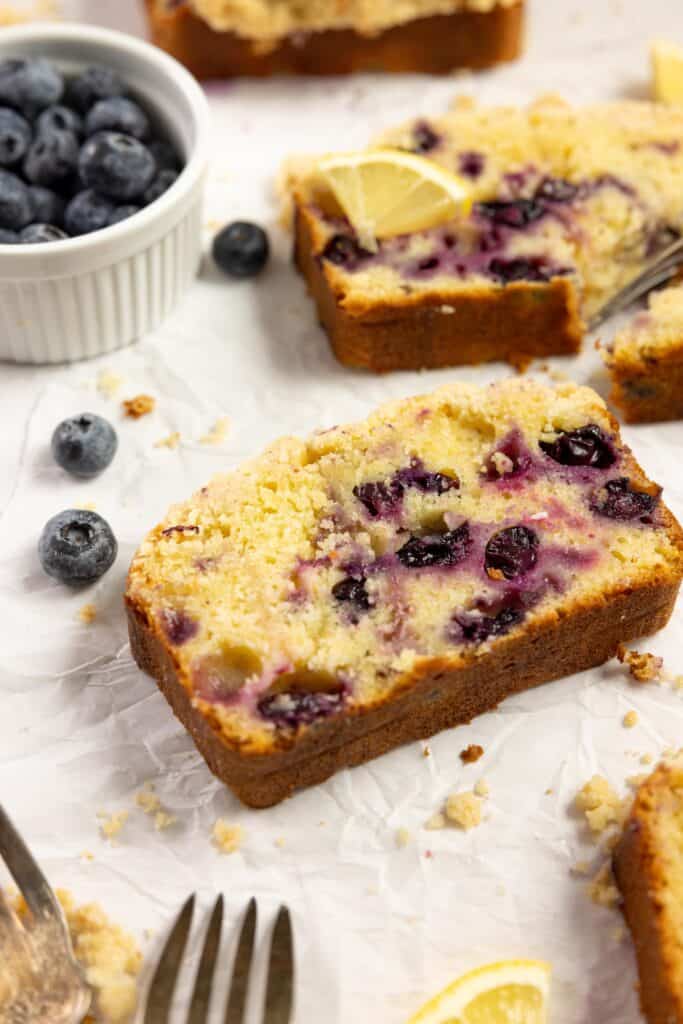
604,281,683,423
614,756,683,1024
290,95,683,371
143,0,524,78
126,379,683,807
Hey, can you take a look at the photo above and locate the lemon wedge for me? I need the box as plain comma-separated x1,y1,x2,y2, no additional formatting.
652,40,683,104
315,149,471,250
408,959,551,1024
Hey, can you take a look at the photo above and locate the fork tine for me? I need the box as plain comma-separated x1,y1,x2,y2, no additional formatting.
186,895,224,1024
144,894,196,1024
262,906,294,1024
224,897,257,1024
589,237,683,330
0,805,62,924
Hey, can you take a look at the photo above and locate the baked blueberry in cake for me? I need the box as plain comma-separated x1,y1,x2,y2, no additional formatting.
288,95,683,371
126,379,683,807
614,756,683,1024
604,281,683,423
143,0,524,78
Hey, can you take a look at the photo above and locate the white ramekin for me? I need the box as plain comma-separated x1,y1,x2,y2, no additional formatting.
0,22,210,364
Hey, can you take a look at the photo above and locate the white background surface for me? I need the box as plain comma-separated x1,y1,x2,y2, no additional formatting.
3,1,683,1021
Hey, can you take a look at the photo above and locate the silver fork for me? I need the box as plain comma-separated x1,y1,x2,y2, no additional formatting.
0,804,91,1024
144,895,294,1024
588,234,683,330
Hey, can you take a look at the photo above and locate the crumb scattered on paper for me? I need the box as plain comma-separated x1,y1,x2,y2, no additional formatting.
617,645,664,683
460,743,484,764
154,432,181,450
623,710,639,729
641,753,654,765
575,776,627,836
627,773,648,790
122,394,156,419
98,811,129,841
80,850,95,862
274,837,286,848
396,827,412,848
474,779,490,798
200,416,231,445
135,784,176,832
445,791,482,831
78,603,97,624
212,820,244,854
588,862,620,908
96,370,123,399
76,501,97,512
425,812,446,831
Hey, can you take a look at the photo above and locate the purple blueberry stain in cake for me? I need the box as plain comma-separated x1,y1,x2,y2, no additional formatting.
646,224,680,257
590,477,659,523
258,689,345,729
321,233,372,270
395,458,459,495
162,524,200,537
476,198,545,229
539,424,616,469
332,575,373,617
397,521,472,569
451,602,525,645
354,478,405,518
488,257,569,284
535,178,579,203
483,429,535,482
160,608,198,646
458,151,485,179
645,140,680,156
411,120,441,154
485,525,539,580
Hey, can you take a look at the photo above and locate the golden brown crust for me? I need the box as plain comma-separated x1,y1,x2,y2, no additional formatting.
128,573,681,807
614,763,683,1024
609,353,683,424
143,0,524,78
293,201,584,372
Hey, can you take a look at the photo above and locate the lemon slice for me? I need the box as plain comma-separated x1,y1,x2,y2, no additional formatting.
315,149,471,249
652,40,683,104
408,959,551,1024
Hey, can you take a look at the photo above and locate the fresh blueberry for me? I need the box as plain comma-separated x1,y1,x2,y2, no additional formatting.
412,120,440,154
36,103,83,139
51,413,118,478
19,223,68,243
258,689,344,729
453,604,524,644
0,58,63,117
0,107,31,166
332,576,372,614
64,189,115,235
477,198,545,228
590,478,658,522
212,221,270,279
459,151,485,179
79,131,155,200
106,203,140,226
539,424,616,468
143,168,178,205
354,478,404,518
321,233,371,269
485,525,539,580
38,509,117,585
397,522,472,569
28,185,65,225
85,97,150,141
65,66,126,113
488,257,562,284
535,177,579,203
148,138,181,173
0,168,33,230
395,459,459,495
24,129,79,187
0,227,18,242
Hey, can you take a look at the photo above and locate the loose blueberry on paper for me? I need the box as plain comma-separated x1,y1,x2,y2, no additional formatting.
39,509,118,585
0,58,183,243
51,413,117,479
212,221,270,278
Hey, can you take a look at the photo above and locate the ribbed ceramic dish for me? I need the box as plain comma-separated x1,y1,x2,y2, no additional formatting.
0,22,210,364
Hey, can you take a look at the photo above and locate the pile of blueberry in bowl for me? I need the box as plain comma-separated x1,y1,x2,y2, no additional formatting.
0,58,182,243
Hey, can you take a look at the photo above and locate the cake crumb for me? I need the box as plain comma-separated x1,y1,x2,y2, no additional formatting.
274,837,286,849
78,603,97,624
212,820,244,854
96,369,123,399
588,862,620,908
627,773,649,790
570,860,592,876
153,811,176,832
474,778,490,798
396,827,412,848
575,775,626,835
623,710,639,729
98,811,129,841
422,745,431,757
154,431,181,450
135,787,161,815
122,394,156,419
0,1,58,25
460,743,484,764
76,500,97,512
80,850,95,862
489,451,514,477
617,645,664,683
425,812,446,831
640,753,654,765
200,416,231,445
445,791,482,830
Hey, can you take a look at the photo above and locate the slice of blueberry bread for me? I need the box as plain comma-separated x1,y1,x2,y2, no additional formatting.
126,379,683,807
289,95,683,371
614,756,683,1024
604,281,683,423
